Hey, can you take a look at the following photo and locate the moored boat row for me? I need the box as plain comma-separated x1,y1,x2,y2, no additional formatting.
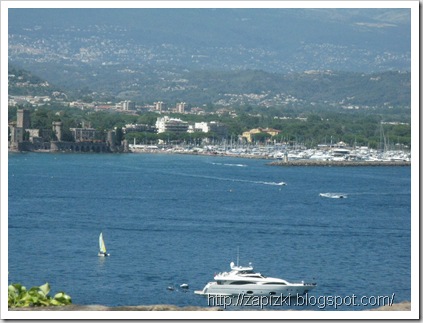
129,144,410,164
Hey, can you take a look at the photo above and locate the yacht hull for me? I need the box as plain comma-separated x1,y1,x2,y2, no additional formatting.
195,282,315,297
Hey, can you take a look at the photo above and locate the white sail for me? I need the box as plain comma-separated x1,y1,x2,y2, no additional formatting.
99,232,107,253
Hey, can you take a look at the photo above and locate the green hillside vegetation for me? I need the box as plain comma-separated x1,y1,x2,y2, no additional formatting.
9,66,410,109
8,67,62,96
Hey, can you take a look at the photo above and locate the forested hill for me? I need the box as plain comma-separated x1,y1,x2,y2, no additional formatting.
9,66,410,110
8,67,58,96
153,69,411,108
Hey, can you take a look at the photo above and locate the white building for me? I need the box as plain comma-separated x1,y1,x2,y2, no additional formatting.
154,101,165,111
194,122,209,133
121,100,135,110
176,102,186,113
192,121,228,136
155,116,189,133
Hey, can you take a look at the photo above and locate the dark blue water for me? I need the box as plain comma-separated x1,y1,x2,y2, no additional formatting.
8,153,411,310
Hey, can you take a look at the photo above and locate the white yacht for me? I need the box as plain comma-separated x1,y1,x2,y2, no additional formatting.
194,262,316,297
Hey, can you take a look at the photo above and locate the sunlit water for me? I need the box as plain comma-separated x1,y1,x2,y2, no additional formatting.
8,152,410,310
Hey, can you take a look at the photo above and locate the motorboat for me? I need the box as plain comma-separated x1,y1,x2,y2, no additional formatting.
319,193,347,199
194,262,316,297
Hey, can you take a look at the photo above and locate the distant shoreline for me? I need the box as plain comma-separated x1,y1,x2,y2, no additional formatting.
9,148,411,167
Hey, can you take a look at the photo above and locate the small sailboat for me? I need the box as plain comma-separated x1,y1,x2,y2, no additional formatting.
98,232,110,257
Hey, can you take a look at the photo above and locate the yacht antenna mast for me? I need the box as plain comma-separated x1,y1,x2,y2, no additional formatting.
236,246,239,267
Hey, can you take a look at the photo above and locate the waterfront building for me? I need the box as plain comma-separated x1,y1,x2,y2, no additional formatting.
242,128,281,143
192,121,228,137
193,122,209,133
70,127,96,142
155,116,189,133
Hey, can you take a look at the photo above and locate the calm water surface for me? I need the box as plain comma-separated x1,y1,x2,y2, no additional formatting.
8,153,411,310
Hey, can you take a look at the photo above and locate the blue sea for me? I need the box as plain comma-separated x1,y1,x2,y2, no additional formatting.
7,152,411,311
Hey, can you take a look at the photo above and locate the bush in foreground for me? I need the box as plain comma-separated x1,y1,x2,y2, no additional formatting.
8,282,72,308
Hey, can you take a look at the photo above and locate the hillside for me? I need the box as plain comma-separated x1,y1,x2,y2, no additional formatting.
8,66,410,112
8,67,58,96
8,8,411,100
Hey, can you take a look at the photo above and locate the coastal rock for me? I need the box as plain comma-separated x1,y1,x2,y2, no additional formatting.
370,301,411,311
10,301,410,311
9,304,222,311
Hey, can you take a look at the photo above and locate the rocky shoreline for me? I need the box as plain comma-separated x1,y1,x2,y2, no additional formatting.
9,304,222,311
9,301,410,311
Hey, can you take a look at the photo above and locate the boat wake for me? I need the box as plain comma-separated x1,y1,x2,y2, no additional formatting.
210,162,247,167
260,181,287,186
167,283,190,292
319,193,347,199
170,171,286,187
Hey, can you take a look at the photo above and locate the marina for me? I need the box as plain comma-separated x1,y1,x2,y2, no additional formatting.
269,160,410,167
129,144,411,167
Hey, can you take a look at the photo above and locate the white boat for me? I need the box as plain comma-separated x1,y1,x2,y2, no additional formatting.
194,262,316,297
98,232,110,257
319,193,347,199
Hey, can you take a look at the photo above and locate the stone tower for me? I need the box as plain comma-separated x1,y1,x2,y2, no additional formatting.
17,109,30,129
52,121,63,141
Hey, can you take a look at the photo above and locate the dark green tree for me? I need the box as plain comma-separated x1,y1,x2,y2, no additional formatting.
115,127,124,145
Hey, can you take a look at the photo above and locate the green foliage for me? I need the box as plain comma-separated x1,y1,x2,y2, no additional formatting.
251,132,271,143
115,127,124,145
125,132,158,145
8,282,72,308
8,106,18,122
9,65,410,110
136,112,159,126
8,66,63,97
